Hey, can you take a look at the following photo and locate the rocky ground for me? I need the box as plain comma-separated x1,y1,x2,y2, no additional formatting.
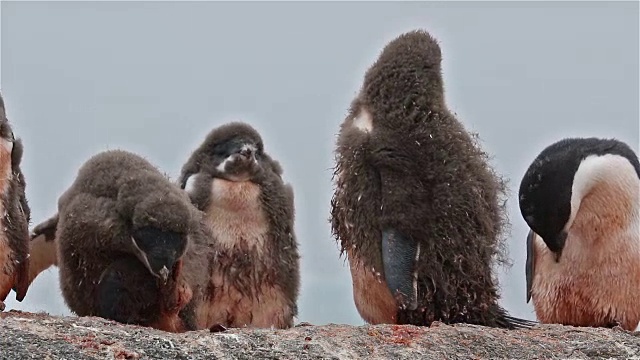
2,310,640,359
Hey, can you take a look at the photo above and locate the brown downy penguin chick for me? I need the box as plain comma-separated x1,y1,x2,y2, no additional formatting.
178,121,300,330
330,29,535,328
0,93,31,310
29,149,212,332
520,137,640,331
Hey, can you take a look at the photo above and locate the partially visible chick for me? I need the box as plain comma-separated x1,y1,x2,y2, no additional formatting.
0,93,31,310
179,121,300,330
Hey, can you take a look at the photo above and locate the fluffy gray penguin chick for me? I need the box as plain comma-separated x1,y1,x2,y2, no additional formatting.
179,121,300,329
30,149,212,332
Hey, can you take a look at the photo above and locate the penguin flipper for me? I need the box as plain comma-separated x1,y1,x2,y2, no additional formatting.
525,228,537,304
381,228,419,311
31,214,59,242
9,214,59,302
22,214,60,292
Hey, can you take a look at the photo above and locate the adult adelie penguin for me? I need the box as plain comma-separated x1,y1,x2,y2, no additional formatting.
0,93,31,310
29,150,212,332
520,137,640,330
330,29,534,328
178,121,300,329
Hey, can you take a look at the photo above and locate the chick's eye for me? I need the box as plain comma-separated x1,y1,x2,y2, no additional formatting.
212,147,227,158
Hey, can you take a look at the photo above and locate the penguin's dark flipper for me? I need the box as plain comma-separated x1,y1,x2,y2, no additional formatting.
20,214,60,294
11,255,29,302
381,228,419,311
525,229,537,304
31,214,59,241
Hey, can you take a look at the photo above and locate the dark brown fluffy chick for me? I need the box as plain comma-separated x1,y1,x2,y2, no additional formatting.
330,29,535,329
0,92,31,310
29,149,213,332
178,121,300,330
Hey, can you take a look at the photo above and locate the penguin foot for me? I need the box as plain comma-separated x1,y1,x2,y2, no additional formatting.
210,324,228,333
605,320,623,329
159,259,192,315
162,280,193,315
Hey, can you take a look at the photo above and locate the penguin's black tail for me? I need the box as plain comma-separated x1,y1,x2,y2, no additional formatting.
490,303,538,329
501,314,539,329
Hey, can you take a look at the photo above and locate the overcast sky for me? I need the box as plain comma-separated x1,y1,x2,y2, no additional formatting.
1,1,638,326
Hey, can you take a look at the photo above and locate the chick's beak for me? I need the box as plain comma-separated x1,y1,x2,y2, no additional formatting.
158,265,170,283
238,147,254,160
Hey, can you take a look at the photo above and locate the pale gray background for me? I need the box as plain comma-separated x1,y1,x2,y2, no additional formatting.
1,1,638,326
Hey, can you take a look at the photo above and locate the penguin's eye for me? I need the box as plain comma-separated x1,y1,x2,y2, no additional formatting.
212,145,230,159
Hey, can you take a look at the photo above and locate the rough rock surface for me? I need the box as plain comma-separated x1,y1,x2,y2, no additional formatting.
2,310,640,359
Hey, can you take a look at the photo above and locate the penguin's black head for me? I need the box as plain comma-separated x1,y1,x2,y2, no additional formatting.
130,226,187,284
127,187,194,284
209,137,261,182
180,122,267,185
519,137,640,260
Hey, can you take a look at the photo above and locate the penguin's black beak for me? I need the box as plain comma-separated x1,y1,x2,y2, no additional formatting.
542,231,567,262
237,145,256,161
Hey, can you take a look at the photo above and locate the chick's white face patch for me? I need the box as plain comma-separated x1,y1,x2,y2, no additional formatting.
352,107,373,133
216,157,231,173
216,143,259,176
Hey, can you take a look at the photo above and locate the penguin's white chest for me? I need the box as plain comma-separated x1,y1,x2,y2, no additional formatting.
205,178,270,253
531,213,640,329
